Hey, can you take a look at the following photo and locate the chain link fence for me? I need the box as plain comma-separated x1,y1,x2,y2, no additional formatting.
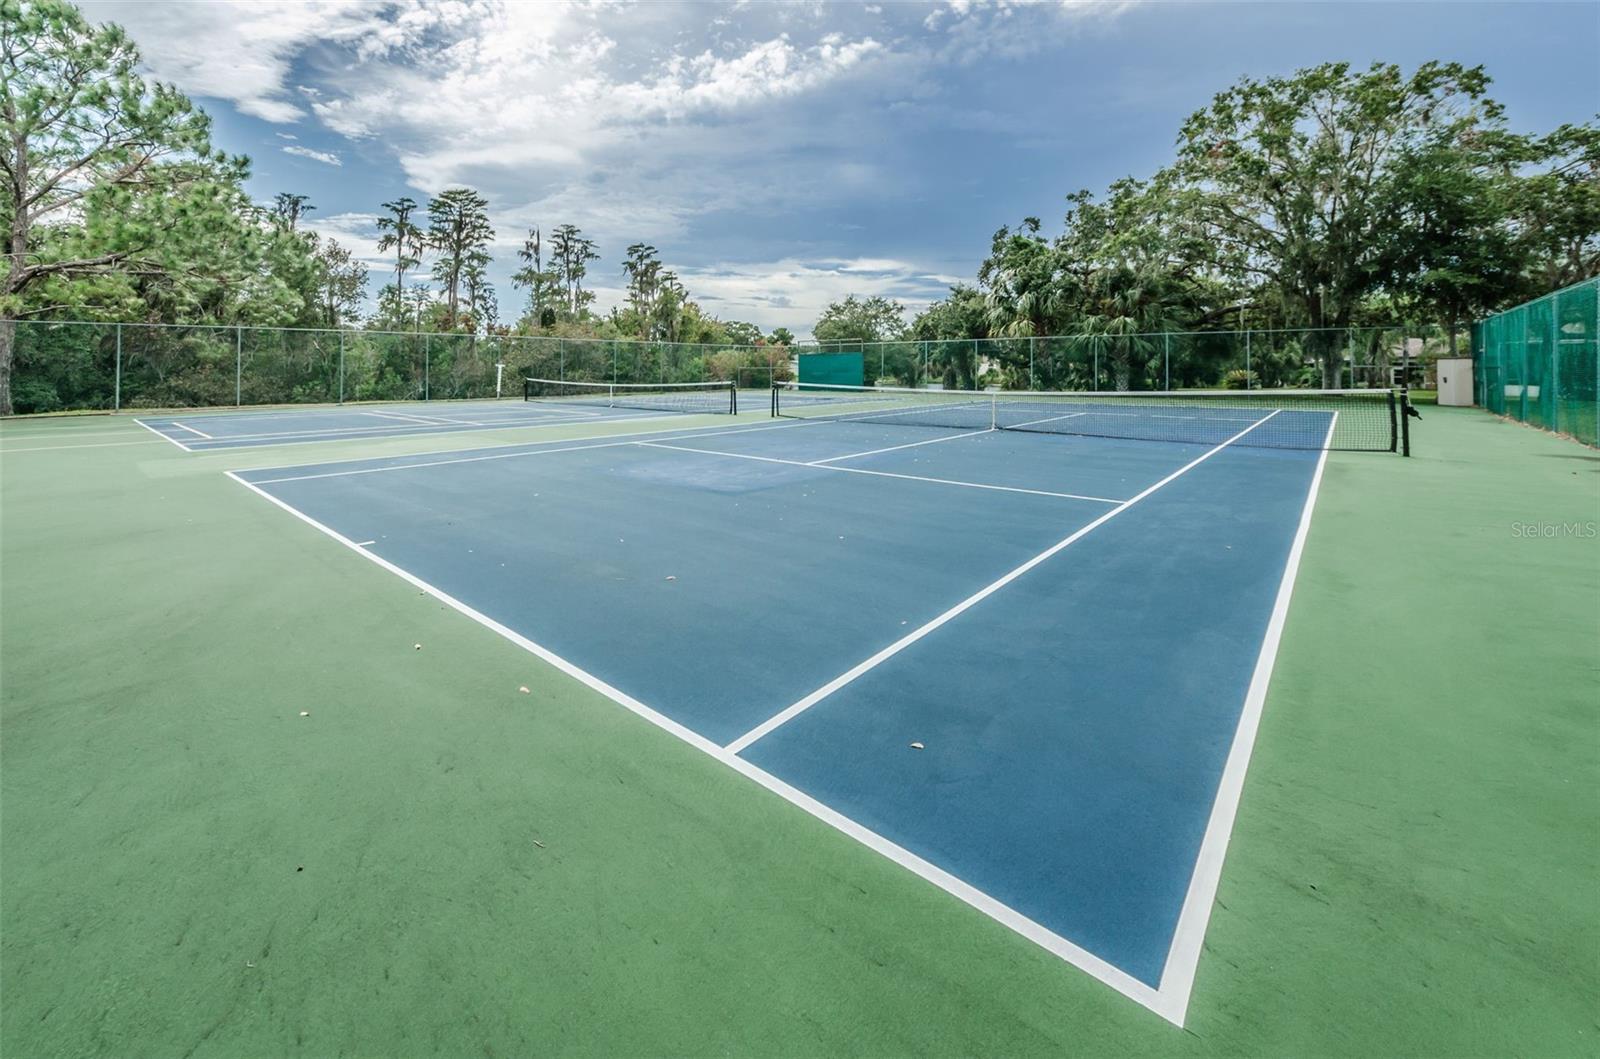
6,322,804,414
8,319,1426,415
807,326,1419,393
1472,278,1599,448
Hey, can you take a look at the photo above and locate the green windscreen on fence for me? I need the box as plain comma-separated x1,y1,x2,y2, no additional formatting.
1472,277,1599,448
797,351,864,389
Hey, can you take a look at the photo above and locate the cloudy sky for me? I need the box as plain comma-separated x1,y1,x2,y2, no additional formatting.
81,0,1598,338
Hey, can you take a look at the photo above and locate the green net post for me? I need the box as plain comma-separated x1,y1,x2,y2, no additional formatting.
424,333,430,401
235,325,242,407
338,329,345,404
1163,332,1171,392
1029,337,1035,390
1245,329,1252,388
113,323,122,411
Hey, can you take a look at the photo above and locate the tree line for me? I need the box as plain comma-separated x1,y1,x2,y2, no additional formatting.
0,0,788,413
1,0,1595,413
810,62,1597,389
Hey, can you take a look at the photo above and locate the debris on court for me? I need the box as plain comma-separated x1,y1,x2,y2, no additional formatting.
299,710,310,717
665,575,677,581
518,686,530,694
910,741,924,750
414,643,423,650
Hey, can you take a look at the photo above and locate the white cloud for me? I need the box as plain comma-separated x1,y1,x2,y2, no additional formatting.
77,0,462,123
85,0,1136,330
679,257,957,338
282,145,342,166
303,212,392,278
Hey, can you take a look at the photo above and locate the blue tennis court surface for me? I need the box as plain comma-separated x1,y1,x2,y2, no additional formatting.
135,397,721,450
229,412,1330,1022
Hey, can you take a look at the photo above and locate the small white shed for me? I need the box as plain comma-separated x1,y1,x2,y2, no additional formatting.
1436,357,1475,407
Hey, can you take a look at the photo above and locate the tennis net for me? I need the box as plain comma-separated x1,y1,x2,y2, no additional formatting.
771,383,1411,453
525,378,737,415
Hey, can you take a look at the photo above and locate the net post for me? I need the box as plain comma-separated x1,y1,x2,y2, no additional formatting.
730,381,737,415
338,329,345,404
235,325,242,407
770,384,778,417
1163,332,1170,391
1029,336,1035,390
424,333,430,401
113,323,122,412
1399,388,1411,457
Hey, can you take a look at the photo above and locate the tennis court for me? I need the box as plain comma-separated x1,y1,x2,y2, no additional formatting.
134,381,749,451
224,386,1356,1021
3,392,1596,1057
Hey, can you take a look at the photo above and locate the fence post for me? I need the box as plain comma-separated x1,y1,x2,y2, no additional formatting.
1164,332,1171,391
1029,336,1035,391
1093,349,1099,391
1245,329,1252,388
114,323,122,411
338,329,345,404
424,333,430,400
559,337,565,381
235,325,242,407
1548,303,1560,434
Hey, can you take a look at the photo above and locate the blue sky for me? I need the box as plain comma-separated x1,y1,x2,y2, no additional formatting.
83,1,1599,338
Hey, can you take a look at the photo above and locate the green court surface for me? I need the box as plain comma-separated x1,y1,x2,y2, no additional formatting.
1,406,1595,1057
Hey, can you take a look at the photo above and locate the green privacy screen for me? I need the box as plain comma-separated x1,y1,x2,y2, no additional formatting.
1472,277,1599,448
797,352,865,388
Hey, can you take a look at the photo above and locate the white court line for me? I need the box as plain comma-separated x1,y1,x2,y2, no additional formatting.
224,469,1169,1022
638,441,1124,505
172,408,681,446
1154,412,1337,1017
808,428,994,464
0,428,149,440
225,409,792,473
1008,411,1091,430
363,410,453,425
132,418,192,451
181,416,573,443
243,419,821,484
169,421,214,439
724,410,1280,755
0,438,175,453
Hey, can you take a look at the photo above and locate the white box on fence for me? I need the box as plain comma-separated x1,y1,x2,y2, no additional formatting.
1436,358,1474,406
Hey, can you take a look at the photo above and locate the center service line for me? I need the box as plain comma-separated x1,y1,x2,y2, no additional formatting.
723,410,1281,754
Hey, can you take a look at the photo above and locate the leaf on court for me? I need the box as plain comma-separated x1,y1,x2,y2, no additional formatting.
910,741,925,750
